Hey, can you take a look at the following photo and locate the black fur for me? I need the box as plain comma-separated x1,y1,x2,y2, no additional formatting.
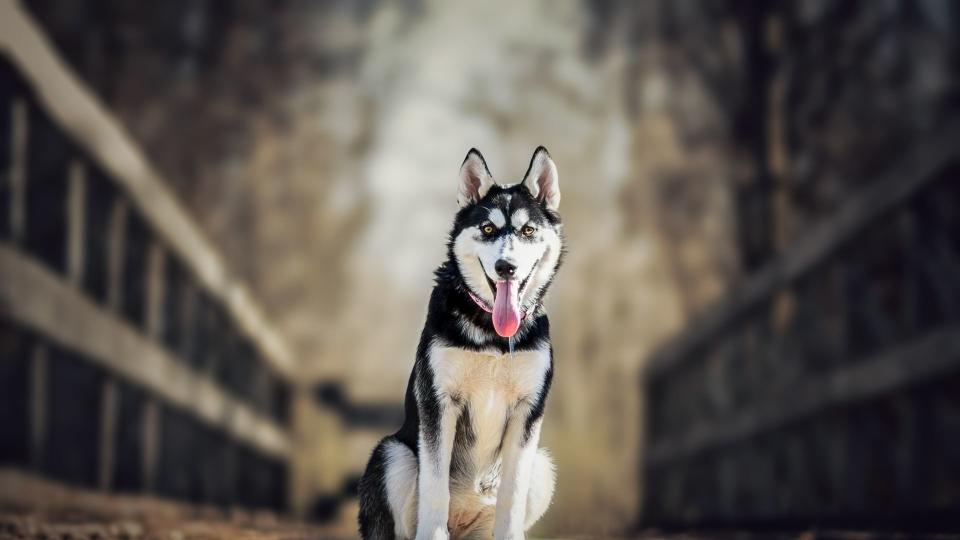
358,156,563,539
358,442,396,539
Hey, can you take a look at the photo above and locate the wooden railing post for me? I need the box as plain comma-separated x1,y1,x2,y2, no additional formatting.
97,196,126,490
145,242,166,339
141,398,160,493
106,199,127,312
28,343,47,471
9,97,27,244
142,241,166,493
65,159,86,286
97,378,118,490
178,282,197,364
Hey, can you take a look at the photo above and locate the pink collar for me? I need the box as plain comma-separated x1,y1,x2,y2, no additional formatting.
466,289,493,313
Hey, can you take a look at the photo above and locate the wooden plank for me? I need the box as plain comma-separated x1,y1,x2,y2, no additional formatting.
65,159,85,286
645,122,960,378
645,324,960,467
0,243,291,459
97,377,118,491
0,3,294,379
105,199,127,313
28,343,46,470
141,398,159,493
8,96,26,244
177,280,198,365
144,242,165,340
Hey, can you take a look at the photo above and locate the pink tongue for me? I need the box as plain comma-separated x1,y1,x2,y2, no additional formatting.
492,280,521,338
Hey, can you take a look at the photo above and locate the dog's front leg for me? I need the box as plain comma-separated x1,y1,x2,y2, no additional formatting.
493,406,542,540
416,397,459,540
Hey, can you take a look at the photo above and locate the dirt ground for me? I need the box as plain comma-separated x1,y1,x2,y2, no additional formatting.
1,469,952,540
0,469,352,540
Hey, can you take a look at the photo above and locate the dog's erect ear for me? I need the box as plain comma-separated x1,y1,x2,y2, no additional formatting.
521,146,560,211
458,149,495,207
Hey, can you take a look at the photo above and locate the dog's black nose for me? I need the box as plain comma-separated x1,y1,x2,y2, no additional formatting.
494,259,517,279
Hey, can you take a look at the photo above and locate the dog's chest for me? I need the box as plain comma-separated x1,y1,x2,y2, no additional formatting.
430,345,549,406
430,345,550,461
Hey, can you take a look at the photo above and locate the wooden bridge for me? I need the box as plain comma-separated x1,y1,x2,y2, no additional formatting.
0,3,293,512
3,1,960,537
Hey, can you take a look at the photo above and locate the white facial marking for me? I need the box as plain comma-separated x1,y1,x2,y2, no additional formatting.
454,215,562,313
454,228,500,304
510,209,529,229
488,208,506,228
517,225,561,308
501,234,515,257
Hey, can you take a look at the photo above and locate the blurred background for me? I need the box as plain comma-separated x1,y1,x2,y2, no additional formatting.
1,0,959,538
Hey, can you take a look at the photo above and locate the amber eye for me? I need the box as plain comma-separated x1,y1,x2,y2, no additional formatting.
522,225,536,237
482,224,496,235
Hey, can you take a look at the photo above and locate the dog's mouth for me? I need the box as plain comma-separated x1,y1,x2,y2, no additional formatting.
473,258,539,338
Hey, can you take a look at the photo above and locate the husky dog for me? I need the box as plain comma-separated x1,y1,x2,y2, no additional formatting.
358,147,564,539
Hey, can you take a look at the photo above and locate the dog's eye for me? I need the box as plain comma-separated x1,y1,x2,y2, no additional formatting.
522,226,536,237
482,224,496,235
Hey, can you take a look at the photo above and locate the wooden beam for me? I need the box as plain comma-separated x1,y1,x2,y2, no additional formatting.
645,122,960,378
0,243,291,459
644,324,960,467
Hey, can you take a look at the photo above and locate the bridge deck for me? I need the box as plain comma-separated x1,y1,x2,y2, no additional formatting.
3,469,949,540
0,469,353,540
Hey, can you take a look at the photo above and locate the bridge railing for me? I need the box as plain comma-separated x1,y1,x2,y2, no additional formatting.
641,121,960,527
0,3,293,510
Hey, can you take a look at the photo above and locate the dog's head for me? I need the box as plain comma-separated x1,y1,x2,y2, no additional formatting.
448,147,564,339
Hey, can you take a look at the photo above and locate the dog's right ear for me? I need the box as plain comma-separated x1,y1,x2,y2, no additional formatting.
458,149,495,207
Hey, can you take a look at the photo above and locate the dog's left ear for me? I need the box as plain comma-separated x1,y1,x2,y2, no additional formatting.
458,149,495,207
521,146,560,211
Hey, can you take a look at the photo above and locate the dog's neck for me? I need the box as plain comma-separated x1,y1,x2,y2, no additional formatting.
426,260,550,354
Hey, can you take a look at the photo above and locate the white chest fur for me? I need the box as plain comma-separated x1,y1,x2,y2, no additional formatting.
428,343,550,408
428,343,550,469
